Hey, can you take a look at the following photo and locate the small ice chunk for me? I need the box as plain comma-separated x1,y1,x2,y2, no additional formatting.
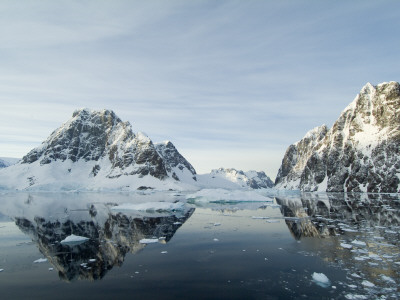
361,280,375,287
348,284,357,289
340,243,353,249
139,238,159,244
252,216,269,219
111,202,184,212
345,294,368,300
380,275,395,284
173,222,182,225
342,228,358,232
0,269,3,272
351,240,366,247
266,220,280,223
312,272,330,288
368,253,382,261
355,256,368,261
213,238,219,242
48,268,54,271
351,273,362,278
33,258,48,263
89,259,96,262
214,223,221,226
161,251,168,254
60,234,89,246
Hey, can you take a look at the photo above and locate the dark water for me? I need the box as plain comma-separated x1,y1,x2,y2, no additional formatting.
0,192,399,299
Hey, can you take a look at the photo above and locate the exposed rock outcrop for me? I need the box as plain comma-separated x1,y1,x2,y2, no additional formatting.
276,82,400,192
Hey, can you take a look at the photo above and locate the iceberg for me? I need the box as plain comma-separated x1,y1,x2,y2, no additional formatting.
312,272,330,288
60,234,89,246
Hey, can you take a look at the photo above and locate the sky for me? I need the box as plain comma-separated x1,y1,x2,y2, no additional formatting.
0,0,399,178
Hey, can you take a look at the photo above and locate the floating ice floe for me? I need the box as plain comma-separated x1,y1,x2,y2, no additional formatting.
345,294,368,300
340,243,353,249
361,280,375,287
251,216,270,219
341,228,359,233
312,272,330,288
111,202,185,213
33,258,48,263
0,269,3,272
139,238,159,244
186,189,273,203
354,256,368,261
60,234,89,246
380,275,395,284
351,240,366,247
161,251,168,254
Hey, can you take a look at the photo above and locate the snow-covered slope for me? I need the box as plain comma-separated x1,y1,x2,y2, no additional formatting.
0,109,197,191
210,168,274,189
196,167,274,189
276,81,400,193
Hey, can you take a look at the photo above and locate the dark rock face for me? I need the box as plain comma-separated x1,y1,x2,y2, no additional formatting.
275,125,329,187
155,141,197,181
0,159,7,169
20,109,193,180
276,82,400,193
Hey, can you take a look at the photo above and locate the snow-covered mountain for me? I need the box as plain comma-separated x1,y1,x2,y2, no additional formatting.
0,157,19,168
210,168,274,189
155,141,197,182
0,109,197,191
275,81,400,193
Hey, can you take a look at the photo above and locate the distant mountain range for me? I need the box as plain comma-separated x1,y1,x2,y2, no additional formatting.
275,81,400,193
0,157,19,168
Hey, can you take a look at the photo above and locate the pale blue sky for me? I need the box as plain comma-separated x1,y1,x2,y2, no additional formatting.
0,0,399,178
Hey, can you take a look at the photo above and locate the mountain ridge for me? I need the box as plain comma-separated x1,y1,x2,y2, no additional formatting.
275,81,400,193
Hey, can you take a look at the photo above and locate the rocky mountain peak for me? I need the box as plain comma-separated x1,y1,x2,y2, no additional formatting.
4,109,199,190
22,108,133,165
155,141,197,181
276,81,400,193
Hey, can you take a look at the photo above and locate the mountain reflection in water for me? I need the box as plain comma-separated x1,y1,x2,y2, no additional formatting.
276,193,400,296
1,191,399,299
9,195,194,282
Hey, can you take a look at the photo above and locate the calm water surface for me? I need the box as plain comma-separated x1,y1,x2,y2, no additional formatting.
0,192,399,299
